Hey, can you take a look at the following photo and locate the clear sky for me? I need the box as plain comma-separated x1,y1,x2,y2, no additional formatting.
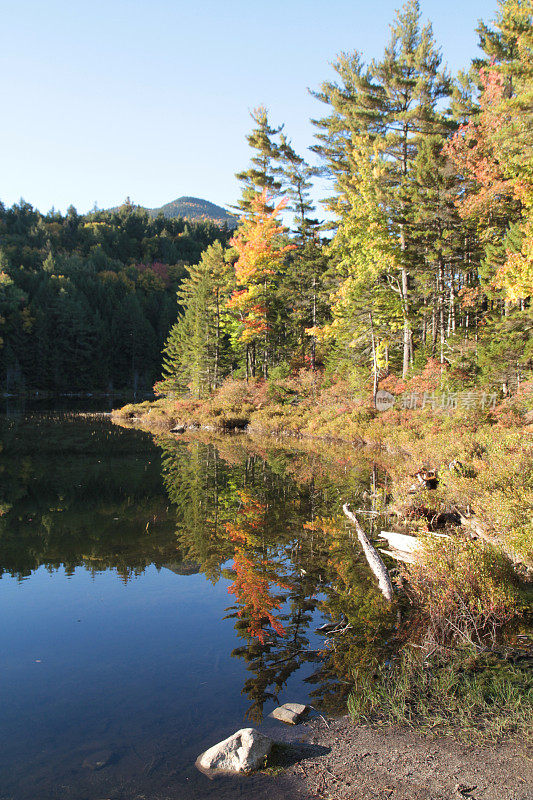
1,0,496,215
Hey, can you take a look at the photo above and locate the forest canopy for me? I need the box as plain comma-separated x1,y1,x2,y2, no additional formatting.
2,0,532,400
0,201,231,392
159,0,533,400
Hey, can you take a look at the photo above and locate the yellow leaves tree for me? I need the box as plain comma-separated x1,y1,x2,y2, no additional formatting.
227,190,295,378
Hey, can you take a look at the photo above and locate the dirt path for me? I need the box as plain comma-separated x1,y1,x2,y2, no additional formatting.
271,715,533,800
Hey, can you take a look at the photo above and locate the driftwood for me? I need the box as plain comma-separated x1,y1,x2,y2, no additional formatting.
342,504,394,602
379,530,420,554
378,530,420,564
379,548,415,564
378,530,452,564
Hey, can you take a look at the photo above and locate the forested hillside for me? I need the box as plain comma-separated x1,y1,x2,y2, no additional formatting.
147,196,238,226
0,202,230,393
2,0,531,401
160,0,533,401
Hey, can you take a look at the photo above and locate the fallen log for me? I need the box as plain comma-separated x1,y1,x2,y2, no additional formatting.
342,504,394,602
378,530,452,564
379,548,415,564
379,530,420,554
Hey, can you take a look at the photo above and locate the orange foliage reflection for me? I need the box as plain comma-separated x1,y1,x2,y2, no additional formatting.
226,490,288,643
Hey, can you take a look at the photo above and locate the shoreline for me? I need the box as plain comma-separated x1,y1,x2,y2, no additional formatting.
264,714,533,800
110,392,533,791
110,386,533,575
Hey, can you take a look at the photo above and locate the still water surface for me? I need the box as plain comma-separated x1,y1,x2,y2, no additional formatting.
0,413,393,799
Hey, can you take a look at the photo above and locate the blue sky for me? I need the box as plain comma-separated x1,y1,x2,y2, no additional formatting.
1,0,496,215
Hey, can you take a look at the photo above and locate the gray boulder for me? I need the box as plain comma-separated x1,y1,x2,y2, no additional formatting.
196,727,272,775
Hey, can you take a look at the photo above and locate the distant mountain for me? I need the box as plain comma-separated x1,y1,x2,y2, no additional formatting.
147,196,238,227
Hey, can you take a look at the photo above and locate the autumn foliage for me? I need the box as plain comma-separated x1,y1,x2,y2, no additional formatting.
227,191,295,345
225,490,287,643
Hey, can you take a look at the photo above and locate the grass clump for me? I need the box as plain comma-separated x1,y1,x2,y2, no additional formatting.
348,646,533,741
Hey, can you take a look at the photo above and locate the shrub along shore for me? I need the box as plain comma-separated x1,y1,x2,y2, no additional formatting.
112,372,533,741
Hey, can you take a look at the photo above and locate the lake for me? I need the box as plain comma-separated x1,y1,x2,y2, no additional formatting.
0,412,395,799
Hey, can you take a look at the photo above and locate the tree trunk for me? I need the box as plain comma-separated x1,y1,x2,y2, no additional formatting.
438,258,445,368
311,276,317,370
402,264,410,380
214,289,220,389
342,504,393,602
369,312,378,401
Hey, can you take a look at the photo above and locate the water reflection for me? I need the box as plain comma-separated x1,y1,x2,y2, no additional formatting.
0,413,186,580
159,435,397,720
0,414,397,798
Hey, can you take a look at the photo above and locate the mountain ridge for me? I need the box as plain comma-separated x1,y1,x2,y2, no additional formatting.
147,196,237,226
107,196,238,226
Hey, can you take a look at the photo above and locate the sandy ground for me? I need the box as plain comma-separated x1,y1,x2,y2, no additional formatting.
268,715,533,800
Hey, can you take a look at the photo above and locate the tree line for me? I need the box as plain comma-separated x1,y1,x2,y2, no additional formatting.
0,200,231,393
160,0,532,400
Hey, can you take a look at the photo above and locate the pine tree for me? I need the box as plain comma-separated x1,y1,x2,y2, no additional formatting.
234,107,282,214
158,242,233,397
313,0,451,378
277,135,319,241
276,136,328,368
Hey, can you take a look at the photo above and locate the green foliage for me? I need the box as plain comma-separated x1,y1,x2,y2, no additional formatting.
348,646,533,741
0,201,228,393
158,242,234,397
234,106,282,214
476,307,533,389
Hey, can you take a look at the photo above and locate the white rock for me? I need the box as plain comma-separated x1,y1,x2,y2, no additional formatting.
282,702,308,716
269,702,309,724
269,706,299,724
195,728,272,775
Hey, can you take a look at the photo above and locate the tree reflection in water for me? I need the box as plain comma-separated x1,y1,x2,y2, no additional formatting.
159,435,398,721
0,414,398,723
0,413,184,580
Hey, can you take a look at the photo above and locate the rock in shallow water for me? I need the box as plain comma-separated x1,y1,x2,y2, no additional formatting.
269,706,299,724
283,702,308,715
269,702,309,724
195,727,272,775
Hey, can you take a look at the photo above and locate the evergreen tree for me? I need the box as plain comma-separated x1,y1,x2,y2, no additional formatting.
234,106,282,214
277,135,319,241
158,242,233,396
314,0,451,377
276,136,328,368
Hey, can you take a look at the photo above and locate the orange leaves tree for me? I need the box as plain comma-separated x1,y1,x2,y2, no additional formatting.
227,190,295,379
445,69,514,220
445,0,533,303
